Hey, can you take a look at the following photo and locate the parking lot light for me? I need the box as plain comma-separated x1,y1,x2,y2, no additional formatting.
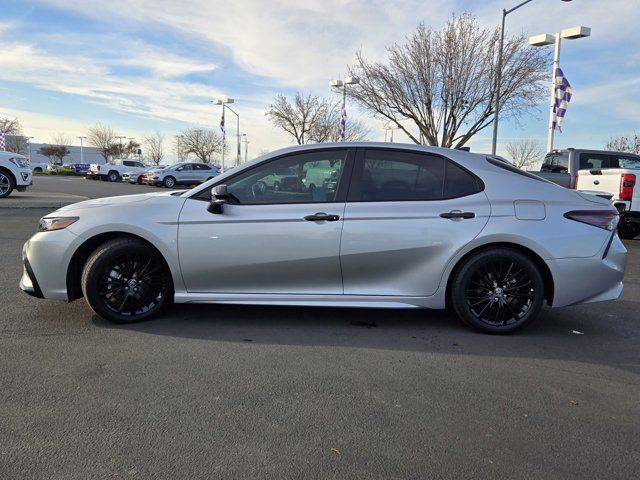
529,25,591,151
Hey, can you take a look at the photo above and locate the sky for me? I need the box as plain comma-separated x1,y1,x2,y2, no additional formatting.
1,0,639,162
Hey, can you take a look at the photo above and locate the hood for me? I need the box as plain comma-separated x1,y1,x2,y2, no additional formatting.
52,190,187,215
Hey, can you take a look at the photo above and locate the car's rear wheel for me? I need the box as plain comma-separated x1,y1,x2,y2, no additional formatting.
450,248,544,334
107,171,119,182
0,170,15,198
81,238,173,323
163,176,176,188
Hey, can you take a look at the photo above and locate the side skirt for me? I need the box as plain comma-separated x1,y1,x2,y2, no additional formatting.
173,292,446,309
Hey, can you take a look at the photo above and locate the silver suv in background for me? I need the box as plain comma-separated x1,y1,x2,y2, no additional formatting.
150,162,220,188
0,151,32,198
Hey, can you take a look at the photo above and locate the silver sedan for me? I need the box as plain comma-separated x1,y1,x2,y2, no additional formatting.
20,143,626,333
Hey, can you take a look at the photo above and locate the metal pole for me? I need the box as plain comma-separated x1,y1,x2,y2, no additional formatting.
236,113,240,167
547,33,561,152
79,137,84,163
491,9,507,155
221,104,225,174
342,83,347,141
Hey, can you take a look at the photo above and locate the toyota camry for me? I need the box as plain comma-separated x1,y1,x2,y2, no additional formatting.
20,143,627,334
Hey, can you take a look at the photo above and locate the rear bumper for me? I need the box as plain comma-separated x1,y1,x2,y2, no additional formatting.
548,234,627,307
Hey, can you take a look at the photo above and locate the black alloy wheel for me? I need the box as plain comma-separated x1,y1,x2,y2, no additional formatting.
450,248,544,334
82,238,172,323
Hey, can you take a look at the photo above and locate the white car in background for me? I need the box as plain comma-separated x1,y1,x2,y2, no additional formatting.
124,166,166,184
0,151,32,198
87,159,147,182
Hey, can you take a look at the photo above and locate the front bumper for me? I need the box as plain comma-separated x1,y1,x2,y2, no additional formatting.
20,229,82,301
20,254,44,299
16,168,32,187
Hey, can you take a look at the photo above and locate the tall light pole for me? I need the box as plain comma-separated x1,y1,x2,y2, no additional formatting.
115,136,126,158
529,26,590,152
175,135,184,162
77,136,86,164
213,98,240,172
490,0,573,155
330,76,359,141
241,133,249,163
384,125,397,142
25,136,34,162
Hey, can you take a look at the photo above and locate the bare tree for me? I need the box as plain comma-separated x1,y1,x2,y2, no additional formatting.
266,92,369,144
0,116,22,136
266,93,331,144
308,102,370,143
87,124,117,161
347,13,549,148
38,144,70,165
505,138,544,169
52,133,73,148
606,133,640,154
144,131,165,166
179,128,224,163
1,116,25,153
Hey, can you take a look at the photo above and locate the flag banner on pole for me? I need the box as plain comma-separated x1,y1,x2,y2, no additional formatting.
339,101,346,142
0,130,5,151
220,111,226,147
552,67,573,132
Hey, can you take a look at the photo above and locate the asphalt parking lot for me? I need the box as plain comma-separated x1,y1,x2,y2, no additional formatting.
1,178,639,479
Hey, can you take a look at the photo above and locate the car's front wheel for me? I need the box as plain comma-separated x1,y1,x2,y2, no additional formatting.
163,176,176,188
81,238,173,323
450,248,545,334
107,171,119,182
0,170,15,198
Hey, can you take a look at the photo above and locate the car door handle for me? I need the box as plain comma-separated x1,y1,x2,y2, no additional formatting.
440,211,475,219
304,212,340,222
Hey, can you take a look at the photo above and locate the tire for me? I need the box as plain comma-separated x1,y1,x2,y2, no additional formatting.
273,181,281,191
0,169,15,198
450,248,545,334
33,167,43,174
617,222,639,240
163,176,176,188
107,171,119,182
81,238,173,324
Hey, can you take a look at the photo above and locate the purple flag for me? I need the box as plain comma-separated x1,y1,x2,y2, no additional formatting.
552,67,573,132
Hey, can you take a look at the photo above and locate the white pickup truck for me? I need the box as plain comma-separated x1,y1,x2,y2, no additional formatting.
87,159,147,182
576,155,640,239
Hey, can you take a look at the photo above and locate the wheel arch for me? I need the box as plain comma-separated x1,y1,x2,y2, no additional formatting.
444,242,555,308
0,166,17,184
66,232,174,301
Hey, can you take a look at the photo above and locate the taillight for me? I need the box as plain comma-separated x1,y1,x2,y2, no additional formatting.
619,173,636,201
97,165,100,171
572,174,578,189
564,210,620,231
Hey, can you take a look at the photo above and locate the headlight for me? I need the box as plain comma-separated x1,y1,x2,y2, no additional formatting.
9,157,29,168
38,217,79,232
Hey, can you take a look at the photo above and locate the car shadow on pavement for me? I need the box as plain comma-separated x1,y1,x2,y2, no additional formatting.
91,299,640,374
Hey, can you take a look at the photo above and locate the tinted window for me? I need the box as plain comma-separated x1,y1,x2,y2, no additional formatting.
541,152,568,173
224,150,347,205
123,161,134,167
180,164,193,171
580,153,611,170
357,150,444,201
194,163,212,170
444,161,480,197
135,162,145,168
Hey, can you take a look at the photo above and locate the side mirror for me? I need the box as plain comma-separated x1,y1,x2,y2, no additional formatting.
207,184,228,214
